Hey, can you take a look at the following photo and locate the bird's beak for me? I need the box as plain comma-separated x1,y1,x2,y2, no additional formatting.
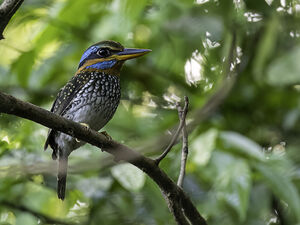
115,48,152,61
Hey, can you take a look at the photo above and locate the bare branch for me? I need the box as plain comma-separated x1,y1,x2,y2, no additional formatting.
162,192,190,225
177,97,189,188
0,0,24,39
0,91,207,225
154,97,189,165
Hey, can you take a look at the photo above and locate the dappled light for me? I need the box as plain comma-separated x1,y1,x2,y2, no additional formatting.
184,50,204,86
0,0,300,224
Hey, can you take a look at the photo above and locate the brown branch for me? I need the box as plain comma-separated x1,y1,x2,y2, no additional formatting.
1,200,74,225
162,192,190,225
177,97,189,188
154,97,189,165
0,91,207,225
0,0,24,39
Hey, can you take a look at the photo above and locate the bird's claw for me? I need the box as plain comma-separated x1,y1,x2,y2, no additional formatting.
100,131,112,140
80,123,90,129
76,123,90,142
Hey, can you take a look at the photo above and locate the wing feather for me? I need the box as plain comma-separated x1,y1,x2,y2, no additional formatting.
44,72,92,153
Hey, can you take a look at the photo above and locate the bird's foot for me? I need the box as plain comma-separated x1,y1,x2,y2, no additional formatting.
76,123,90,142
100,131,112,141
80,123,90,129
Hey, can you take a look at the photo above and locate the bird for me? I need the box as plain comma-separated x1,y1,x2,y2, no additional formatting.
44,40,151,200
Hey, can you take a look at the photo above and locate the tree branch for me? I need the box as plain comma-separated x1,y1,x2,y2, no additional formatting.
0,91,207,225
0,0,24,39
154,97,189,165
177,97,189,188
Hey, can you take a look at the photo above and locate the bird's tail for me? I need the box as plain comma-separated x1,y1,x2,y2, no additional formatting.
57,155,68,200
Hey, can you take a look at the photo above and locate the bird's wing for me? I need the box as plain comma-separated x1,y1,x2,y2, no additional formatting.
51,73,92,115
44,72,92,152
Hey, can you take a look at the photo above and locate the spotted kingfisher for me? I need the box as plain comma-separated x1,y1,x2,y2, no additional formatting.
44,41,151,200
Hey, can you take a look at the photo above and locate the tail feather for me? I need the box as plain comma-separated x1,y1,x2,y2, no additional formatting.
57,156,68,200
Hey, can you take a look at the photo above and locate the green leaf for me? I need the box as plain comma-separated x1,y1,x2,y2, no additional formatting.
219,131,264,161
121,0,148,21
253,15,279,82
191,128,218,166
254,161,300,222
111,163,145,192
21,182,68,218
266,45,300,86
0,210,15,225
15,213,37,225
77,177,113,198
11,50,35,87
214,157,251,222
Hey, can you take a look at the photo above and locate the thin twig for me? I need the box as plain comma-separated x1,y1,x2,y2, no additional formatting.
154,97,189,165
177,97,189,188
1,201,74,225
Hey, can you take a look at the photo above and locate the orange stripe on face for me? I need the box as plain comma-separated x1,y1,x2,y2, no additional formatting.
76,58,111,75
75,58,122,76
75,55,123,75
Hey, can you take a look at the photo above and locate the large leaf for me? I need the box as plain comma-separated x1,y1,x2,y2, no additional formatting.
191,128,218,166
254,160,300,222
11,50,36,88
253,15,279,82
214,155,251,222
219,131,264,161
15,213,37,225
111,163,145,192
121,0,148,21
266,46,300,86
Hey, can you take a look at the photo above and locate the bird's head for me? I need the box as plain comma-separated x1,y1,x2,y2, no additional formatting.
76,40,151,76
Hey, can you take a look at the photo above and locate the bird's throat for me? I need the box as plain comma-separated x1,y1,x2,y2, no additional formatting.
76,59,123,76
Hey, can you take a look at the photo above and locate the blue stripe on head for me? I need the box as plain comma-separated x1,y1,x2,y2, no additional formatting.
79,46,99,65
85,60,117,70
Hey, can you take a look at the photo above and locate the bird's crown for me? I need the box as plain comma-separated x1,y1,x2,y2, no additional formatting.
76,40,151,75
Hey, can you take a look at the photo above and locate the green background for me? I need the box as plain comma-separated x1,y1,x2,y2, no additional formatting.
0,0,300,224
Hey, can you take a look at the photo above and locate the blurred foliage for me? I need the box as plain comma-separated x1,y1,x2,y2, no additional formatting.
1,0,300,224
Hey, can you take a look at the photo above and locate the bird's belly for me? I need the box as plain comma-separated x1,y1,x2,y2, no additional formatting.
71,96,119,130
54,73,121,153
55,96,119,153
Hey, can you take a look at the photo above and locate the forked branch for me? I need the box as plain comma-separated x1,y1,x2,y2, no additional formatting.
155,97,189,165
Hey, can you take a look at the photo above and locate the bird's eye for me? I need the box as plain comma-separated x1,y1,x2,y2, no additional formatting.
97,48,110,57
